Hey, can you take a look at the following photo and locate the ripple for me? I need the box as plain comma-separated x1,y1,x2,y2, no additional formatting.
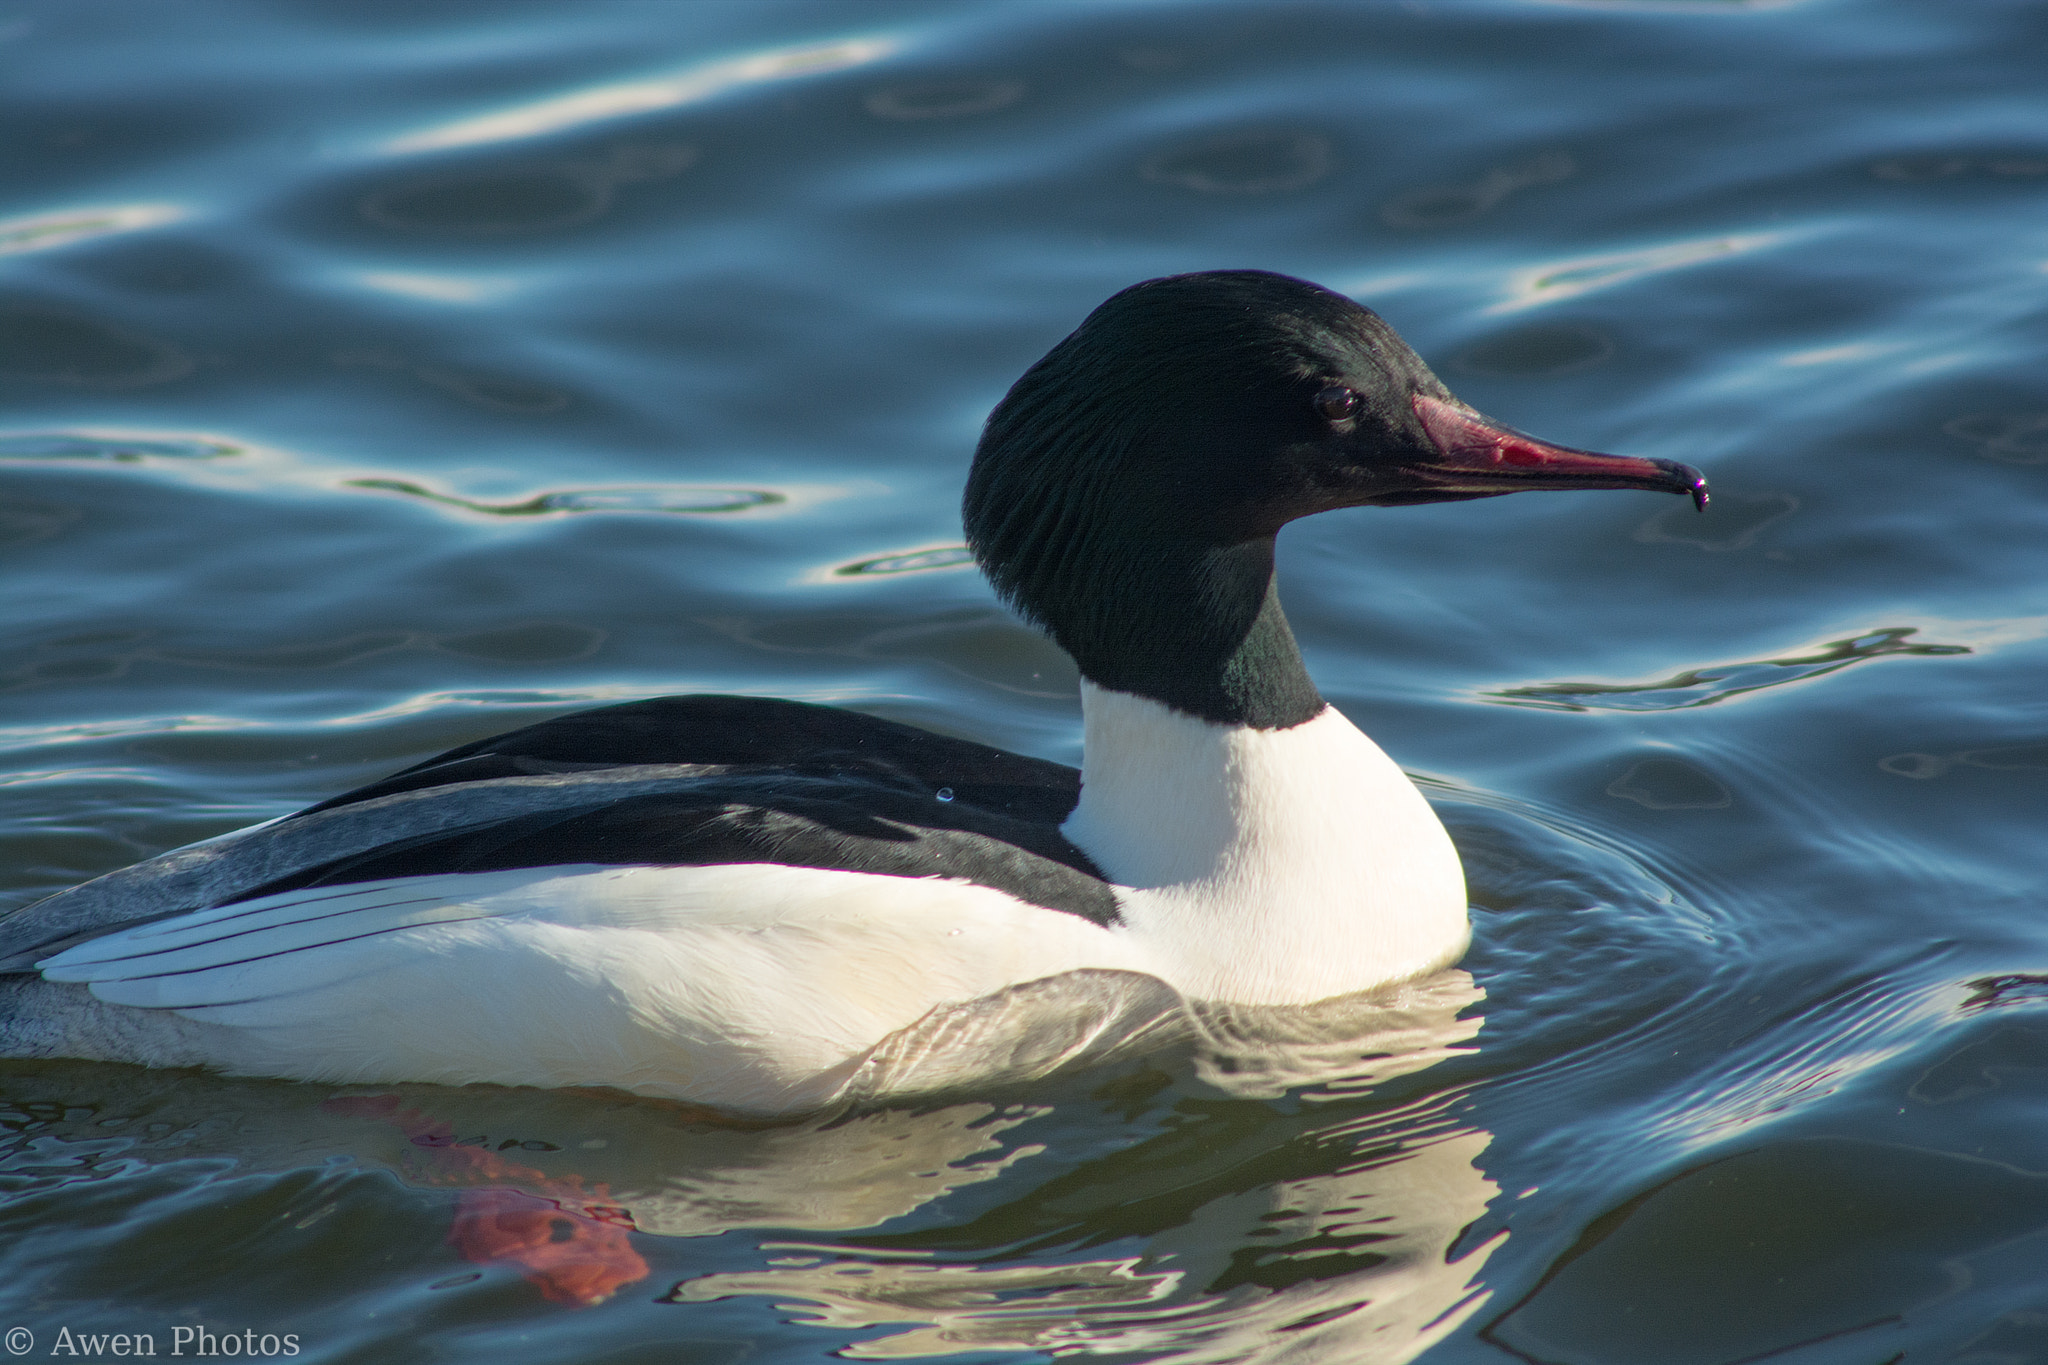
0,303,192,388
672,1078,1497,1360
1943,412,2048,465
1118,46,1189,70
1490,231,1790,313
4,625,608,691
1606,757,1733,810
0,432,237,461
1907,1021,2048,1104
1632,492,1798,551
0,497,78,547
1491,627,1971,712
331,350,570,413
360,143,697,236
1382,151,1574,229
1454,322,1613,377
1960,975,2048,1013
414,369,568,413
152,632,418,673
864,78,1025,121
436,624,606,663
833,545,976,576
1485,1132,2044,1362
1870,151,2048,182
352,272,525,304
0,204,183,258
1535,0,1819,8
161,625,606,670
382,36,898,154
1878,741,2048,781
363,166,612,235
1140,129,1332,195
345,477,783,517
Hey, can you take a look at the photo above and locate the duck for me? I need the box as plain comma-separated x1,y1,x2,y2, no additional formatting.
0,270,1705,1114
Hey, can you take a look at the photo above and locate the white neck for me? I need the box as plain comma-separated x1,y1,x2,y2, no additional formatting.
1062,682,1468,1005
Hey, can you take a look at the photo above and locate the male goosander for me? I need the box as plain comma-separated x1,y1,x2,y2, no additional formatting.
0,271,1705,1114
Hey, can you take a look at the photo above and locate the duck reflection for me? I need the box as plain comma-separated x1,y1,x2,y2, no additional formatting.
671,1102,1499,1361
2,969,1500,1359
315,1081,1054,1305
664,970,1500,1361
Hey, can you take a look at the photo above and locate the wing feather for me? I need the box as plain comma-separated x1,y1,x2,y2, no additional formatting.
37,872,546,1013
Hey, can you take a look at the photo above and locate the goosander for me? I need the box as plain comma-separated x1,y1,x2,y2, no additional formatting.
0,270,1705,1114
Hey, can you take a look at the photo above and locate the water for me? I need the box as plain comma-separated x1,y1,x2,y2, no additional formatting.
3,0,2046,1358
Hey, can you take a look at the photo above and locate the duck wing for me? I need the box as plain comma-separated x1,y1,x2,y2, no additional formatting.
0,696,1105,971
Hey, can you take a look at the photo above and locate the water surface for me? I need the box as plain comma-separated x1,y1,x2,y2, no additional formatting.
5,1,2047,1360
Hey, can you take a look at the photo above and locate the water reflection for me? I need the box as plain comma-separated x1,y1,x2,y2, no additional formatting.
345,477,782,517
1453,322,1612,378
864,79,1026,122
352,272,525,305
831,545,975,577
360,143,698,236
1960,975,2048,1013
1632,490,1797,551
0,496,77,547
1879,741,2048,782
1381,151,1573,230
1870,151,2048,182
1492,627,1970,712
675,1113,1497,1361
1140,129,1333,195
1,971,1498,1361
331,349,571,413
2,623,605,691
381,37,898,154
0,302,192,388
1483,1137,2048,1364
0,204,184,258
10,0,2044,1354
1490,231,1788,313
1536,0,1817,9
1606,757,1733,811
665,976,1495,1361
1944,412,2048,465
324,1093,648,1307
698,605,1077,697
0,433,237,461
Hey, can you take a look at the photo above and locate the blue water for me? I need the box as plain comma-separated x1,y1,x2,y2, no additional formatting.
4,0,2047,1359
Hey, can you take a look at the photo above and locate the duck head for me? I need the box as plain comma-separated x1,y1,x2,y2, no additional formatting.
964,270,1707,729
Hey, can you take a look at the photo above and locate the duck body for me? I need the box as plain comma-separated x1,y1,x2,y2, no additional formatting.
0,689,1461,1112
0,270,1703,1113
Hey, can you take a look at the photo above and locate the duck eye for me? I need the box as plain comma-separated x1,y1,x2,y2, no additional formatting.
1313,385,1360,423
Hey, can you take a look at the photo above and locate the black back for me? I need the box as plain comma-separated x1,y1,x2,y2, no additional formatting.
254,695,1121,926
294,694,1081,824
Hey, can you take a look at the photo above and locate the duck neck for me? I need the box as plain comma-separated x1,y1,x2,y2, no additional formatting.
1065,680,1317,891
1047,537,1326,730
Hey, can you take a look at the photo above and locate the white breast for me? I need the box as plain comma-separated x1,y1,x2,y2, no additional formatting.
1061,683,1469,1004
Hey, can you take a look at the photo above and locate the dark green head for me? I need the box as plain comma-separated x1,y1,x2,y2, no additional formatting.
964,270,1705,726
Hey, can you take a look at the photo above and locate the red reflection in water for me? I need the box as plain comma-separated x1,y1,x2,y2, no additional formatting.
324,1094,648,1306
